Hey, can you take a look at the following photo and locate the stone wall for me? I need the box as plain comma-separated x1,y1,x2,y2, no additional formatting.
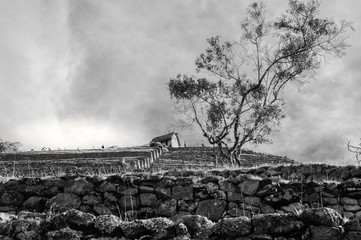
1,164,361,220
0,207,359,239
0,147,162,176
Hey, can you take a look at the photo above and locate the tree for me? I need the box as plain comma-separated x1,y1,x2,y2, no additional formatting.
0,139,22,153
347,140,361,165
168,0,351,166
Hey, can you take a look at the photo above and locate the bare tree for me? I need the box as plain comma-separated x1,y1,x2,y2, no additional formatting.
348,140,361,165
168,0,352,166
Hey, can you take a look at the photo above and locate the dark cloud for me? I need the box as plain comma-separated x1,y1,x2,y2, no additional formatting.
0,0,360,163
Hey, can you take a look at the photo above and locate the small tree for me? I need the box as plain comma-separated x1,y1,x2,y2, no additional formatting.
168,0,351,166
0,139,22,153
347,140,361,165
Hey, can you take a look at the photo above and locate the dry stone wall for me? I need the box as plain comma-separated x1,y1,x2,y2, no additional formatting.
0,164,361,220
1,164,361,239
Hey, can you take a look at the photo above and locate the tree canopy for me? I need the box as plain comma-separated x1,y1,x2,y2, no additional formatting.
168,0,351,165
0,139,22,153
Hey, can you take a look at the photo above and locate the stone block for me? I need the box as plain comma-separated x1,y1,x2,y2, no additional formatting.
95,181,116,193
322,197,338,206
341,197,358,205
238,180,259,196
243,196,261,207
46,193,81,211
154,187,172,199
344,205,361,212
351,168,361,177
300,207,343,227
64,179,94,196
139,193,158,208
172,185,193,200
308,225,343,240
156,199,177,217
261,204,275,214
196,199,227,222
212,216,252,237
253,213,304,236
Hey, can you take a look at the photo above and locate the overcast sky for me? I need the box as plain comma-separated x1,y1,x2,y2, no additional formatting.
0,0,360,164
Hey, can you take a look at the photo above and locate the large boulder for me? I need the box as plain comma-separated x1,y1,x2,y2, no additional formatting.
51,209,96,233
300,207,343,227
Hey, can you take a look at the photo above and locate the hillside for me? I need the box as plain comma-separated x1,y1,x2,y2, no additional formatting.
152,147,297,170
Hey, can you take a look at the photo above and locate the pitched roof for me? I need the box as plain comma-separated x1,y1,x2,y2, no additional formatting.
151,132,179,145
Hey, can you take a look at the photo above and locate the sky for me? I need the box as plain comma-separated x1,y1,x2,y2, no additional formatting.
0,0,360,164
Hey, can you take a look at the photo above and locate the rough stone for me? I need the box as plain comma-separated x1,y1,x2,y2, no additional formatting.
344,205,361,212
121,217,176,239
227,192,244,202
343,231,361,240
93,204,113,216
176,215,214,239
0,190,24,207
219,180,236,192
65,179,94,196
10,218,43,240
243,196,261,207
308,225,343,240
22,196,45,211
178,200,198,213
196,199,227,222
104,192,118,202
172,185,193,200
261,204,275,214
238,180,259,196
94,214,122,236
341,197,359,205
51,209,96,232
345,216,361,231
46,227,82,240
212,216,251,237
351,168,361,177
156,199,177,217
95,181,117,193
82,193,102,206
140,193,158,208
47,193,81,212
300,207,343,227
252,213,304,236
155,186,172,199
322,197,338,206
139,186,154,193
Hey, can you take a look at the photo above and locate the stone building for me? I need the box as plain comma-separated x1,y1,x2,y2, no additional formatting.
150,132,181,148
